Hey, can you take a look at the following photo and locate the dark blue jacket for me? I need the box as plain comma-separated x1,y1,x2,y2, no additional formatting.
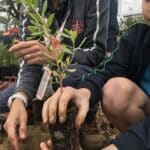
113,116,150,150
107,0,119,51
80,23,150,106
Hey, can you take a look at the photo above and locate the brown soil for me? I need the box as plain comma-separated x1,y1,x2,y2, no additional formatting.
0,105,120,150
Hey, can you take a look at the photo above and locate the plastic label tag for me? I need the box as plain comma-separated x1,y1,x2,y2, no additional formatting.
36,67,52,100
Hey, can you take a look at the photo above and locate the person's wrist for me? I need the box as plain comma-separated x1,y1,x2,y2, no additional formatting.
11,98,26,108
7,92,29,109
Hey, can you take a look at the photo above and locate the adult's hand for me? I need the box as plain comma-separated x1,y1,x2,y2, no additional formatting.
9,40,55,65
4,99,28,150
42,87,91,128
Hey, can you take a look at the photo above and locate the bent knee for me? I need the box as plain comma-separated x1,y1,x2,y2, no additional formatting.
102,77,134,114
102,77,135,98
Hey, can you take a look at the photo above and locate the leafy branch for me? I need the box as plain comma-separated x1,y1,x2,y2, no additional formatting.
17,0,80,89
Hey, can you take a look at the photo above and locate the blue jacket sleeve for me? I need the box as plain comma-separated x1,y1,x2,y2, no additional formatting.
78,32,133,106
15,62,43,99
112,117,150,150
15,5,43,100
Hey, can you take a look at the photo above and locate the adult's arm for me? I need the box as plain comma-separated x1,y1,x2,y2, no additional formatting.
15,63,43,99
14,4,43,100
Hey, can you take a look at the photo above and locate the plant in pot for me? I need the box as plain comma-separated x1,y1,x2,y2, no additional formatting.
15,0,86,149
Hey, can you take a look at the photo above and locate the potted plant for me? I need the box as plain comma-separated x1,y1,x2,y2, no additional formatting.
15,0,86,149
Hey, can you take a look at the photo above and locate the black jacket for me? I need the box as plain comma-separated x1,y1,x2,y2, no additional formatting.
16,0,110,99
112,116,150,150
79,23,150,106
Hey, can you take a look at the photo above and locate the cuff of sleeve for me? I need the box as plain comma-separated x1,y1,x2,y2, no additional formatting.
112,132,145,150
15,88,33,100
7,93,29,108
78,80,101,106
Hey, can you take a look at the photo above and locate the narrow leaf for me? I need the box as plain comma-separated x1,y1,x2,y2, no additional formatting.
47,14,55,28
42,0,48,16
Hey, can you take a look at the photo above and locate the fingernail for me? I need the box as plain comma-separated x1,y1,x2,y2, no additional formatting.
20,133,26,139
43,121,47,125
75,121,81,129
49,117,55,124
59,116,65,123
43,119,47,124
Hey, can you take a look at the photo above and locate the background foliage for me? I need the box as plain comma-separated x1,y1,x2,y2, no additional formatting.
0,42,18,66
119,15,144,37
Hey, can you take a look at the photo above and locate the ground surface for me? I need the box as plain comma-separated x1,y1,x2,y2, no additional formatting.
0,105,120,150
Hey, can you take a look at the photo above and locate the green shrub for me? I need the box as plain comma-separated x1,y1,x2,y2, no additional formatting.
0,42,18,67
119,15,144,37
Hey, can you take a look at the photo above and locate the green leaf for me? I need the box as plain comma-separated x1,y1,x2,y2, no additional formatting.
65,56,71,66
70,30,77,44
30,20,37,26
42,0,48,16
29,13,42,23
61,73,67,79
26,0,32,8
62,44,72,54
53,70,59,77
30,31,44,36
28,26,41,32
57,51,64,61
15,0,21,4
32,0,38,8
77,37,87,48
64,29,70,35
57,32,70,39
47,14,55,28
67,69,76,73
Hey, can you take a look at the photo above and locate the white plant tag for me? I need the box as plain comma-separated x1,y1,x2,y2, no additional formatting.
36,67,52,100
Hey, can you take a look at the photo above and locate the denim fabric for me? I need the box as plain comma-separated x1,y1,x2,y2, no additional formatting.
0,83,15,113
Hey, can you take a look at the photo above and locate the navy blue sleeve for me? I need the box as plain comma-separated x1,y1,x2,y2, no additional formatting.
78,32,132,105
112,117,150,150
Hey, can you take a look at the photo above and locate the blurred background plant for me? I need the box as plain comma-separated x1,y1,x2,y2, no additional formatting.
119,15,144,37
0,42,18,66
0,41,18,81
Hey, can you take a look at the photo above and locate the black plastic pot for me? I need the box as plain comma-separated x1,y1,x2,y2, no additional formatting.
0,65,19,80
9,64,19,76
49,102,79,150
0,66,11,79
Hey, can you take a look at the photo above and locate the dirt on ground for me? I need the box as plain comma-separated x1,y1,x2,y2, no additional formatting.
0,105,120,150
